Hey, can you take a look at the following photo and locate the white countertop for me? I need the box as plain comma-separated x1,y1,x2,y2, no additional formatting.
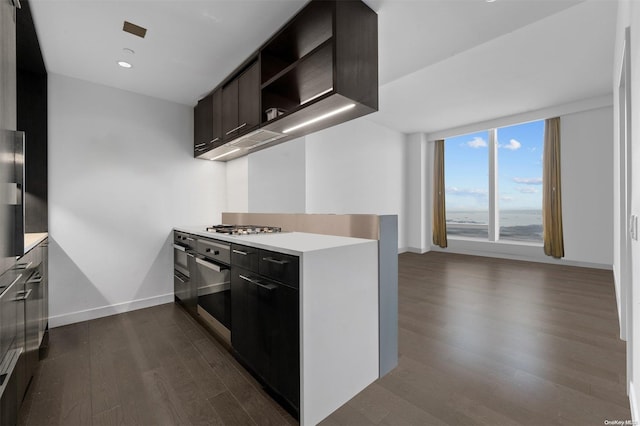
174,226,376,255
24,232,48,254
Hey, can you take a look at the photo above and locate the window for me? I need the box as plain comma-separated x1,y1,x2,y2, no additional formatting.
444,131,489,239
444,120,543,243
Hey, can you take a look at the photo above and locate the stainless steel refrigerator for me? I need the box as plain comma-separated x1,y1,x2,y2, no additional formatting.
0,129,24,275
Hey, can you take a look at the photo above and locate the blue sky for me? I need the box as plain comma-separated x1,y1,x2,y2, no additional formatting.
444,120,544,211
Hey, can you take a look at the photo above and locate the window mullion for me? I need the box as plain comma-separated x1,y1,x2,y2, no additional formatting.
488,128,499,241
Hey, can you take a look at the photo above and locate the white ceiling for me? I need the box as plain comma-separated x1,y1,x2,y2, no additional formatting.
369,0,618,134
29,0,617,135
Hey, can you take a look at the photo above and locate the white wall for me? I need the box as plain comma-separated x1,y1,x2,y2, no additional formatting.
226,117,409,249
48,73,227,326
248,137,306,213
405,133,430,253
304,118,408,249
226,155,248,212
425,104,614,268
614,0,640,420
561,106,614,265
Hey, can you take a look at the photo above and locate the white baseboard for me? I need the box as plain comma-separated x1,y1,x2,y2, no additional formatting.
49,293,174,328
404,247,430,254
429,243,612,270
613,265,626,341
630,380,639,423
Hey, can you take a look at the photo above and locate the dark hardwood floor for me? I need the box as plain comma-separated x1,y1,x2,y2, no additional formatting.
18,252,630,425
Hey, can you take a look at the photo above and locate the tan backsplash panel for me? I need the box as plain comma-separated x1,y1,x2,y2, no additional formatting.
221,213,380,240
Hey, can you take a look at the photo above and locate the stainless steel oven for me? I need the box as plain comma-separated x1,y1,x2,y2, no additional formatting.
194,238,231,342
173,232,193,277
173,232,195,312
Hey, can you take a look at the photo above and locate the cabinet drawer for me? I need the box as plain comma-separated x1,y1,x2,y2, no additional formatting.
231,244,259,272
174,232,195,249
259,250,299,288
196,239,230,265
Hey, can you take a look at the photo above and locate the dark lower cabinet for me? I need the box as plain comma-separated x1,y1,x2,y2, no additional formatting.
231,266,300,413
0,351,19,426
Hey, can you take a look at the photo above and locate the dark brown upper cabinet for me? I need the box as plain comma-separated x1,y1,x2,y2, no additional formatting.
194,0,377,161
193,89,223,156
194,94,212,156
222,61,260,142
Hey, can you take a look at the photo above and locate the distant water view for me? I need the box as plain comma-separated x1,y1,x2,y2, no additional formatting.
446,209,542,242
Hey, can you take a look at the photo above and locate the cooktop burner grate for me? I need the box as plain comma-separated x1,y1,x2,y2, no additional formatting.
205,225,282,235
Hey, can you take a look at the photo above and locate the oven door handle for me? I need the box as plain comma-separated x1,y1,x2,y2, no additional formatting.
173,244,187,252
195,257,227,272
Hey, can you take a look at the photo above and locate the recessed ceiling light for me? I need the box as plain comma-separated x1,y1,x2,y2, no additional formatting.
117,61,132,68
486,0,497,2
122,48,135,55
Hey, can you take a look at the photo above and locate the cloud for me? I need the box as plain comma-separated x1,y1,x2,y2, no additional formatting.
500,139,521,150
465,137,487,148
501,196,514,202
513,177,542,185
516,186,538,194
446,186,487,198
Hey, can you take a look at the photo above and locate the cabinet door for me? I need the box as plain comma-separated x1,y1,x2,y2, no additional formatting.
269,280,299,409
231,267,261,372
238,62,260,136
194,94,213,155
222,79,239,140
231,267,299,411
211,88,223,148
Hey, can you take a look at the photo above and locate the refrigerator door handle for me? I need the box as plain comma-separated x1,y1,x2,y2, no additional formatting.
13,132,24,257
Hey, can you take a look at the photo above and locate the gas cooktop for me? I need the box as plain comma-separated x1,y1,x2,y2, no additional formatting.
205,224,282,235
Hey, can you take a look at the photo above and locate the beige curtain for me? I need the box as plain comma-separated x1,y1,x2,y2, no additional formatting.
542,117,564,258
433,139,448,248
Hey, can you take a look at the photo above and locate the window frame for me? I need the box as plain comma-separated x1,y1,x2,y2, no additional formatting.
443,121,543,246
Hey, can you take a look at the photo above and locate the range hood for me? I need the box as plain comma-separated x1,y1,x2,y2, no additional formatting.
196,129,285,161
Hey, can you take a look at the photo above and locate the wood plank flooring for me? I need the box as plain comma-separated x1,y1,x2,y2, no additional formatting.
18,252,630,425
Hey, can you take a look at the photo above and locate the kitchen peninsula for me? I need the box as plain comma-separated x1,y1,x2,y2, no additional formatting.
174,226,378,425
174,219,395,426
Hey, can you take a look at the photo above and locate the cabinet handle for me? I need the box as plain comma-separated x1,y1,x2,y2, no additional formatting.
10,0,21,9
173,244,186,252
186,237,195,241
26,277,43,284
232,249,249,256
14,289,32,302
15,262,32,270
210,137,220,144
226,123,247,135
239,275,276,291
262,257,289,265
173,273,186,283
239,274,255,283
195,143,206,148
